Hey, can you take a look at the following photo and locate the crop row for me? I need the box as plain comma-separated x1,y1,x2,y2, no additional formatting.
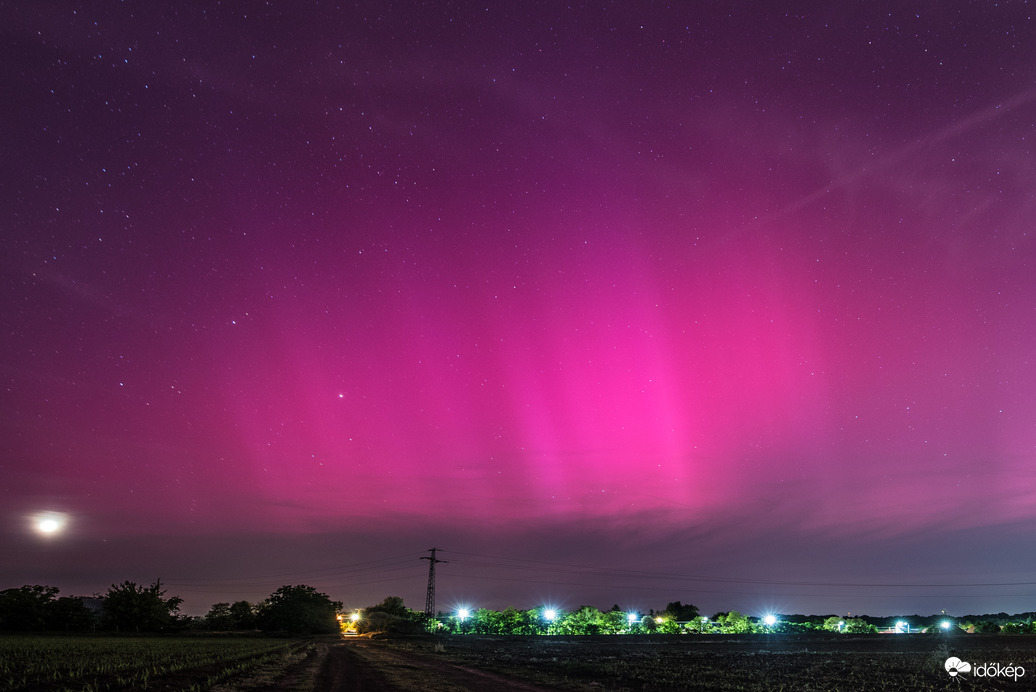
0,635,300,691
381,635,1036,691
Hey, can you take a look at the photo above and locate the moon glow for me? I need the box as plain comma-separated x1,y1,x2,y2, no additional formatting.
33,511,68,537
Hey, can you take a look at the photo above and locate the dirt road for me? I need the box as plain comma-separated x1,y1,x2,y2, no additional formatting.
313,638,559,692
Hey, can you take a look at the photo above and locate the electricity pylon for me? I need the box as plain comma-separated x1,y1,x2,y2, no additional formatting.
421,548,447,617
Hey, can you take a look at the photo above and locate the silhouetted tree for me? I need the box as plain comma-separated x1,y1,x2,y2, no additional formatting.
205,600,257,630
259,585,341,634
663,601,700,622
357,595,426,634
50,595,96,631
229,600,257,629
0,585,58,631
972,620,1000,633
205,602,234,630
0,586,97,632
103,580,183,632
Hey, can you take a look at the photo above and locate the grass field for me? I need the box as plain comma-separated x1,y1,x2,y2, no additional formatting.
372,632,1036,691
0,634,316,692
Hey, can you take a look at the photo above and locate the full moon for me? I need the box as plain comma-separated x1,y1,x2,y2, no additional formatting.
32,511,68,536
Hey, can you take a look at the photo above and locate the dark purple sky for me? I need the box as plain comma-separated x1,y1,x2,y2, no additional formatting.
3,2,1036,618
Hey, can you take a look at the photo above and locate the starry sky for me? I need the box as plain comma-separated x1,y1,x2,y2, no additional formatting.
3,2,1036,618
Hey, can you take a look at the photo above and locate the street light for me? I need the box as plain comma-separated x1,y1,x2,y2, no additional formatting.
763,614,777,627
458,608,470,621
543,609,557,621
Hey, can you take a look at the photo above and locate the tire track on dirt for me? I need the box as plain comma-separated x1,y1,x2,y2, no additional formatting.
316,639,560,691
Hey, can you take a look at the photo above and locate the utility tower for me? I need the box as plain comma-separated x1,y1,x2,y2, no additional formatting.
421,548,447,617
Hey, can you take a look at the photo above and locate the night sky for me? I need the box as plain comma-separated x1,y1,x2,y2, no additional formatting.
4,2,1036,619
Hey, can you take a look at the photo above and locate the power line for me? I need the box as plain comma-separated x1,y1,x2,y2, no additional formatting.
163,553,419,590
447,570,1036,602
444,550,1036,589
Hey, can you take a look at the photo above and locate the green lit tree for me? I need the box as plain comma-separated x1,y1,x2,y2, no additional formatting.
601,609,632,634
557,606,606,635
465,607,495,634
716,611,753,634
823,616,845,632
842,617,876,634
497,606,537,634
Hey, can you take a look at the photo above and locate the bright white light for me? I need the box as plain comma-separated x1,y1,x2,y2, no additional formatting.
350,612,360,622
32,511,68,537
941,620,951,630
763,614,777,626
627,613,637,623
896,620,907,633
458,608,470,620
543,609,557,621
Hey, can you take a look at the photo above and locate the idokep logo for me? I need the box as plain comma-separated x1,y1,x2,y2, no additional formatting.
945,657,1026,681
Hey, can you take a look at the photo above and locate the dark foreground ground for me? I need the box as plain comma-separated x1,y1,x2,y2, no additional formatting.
303,633,1036,692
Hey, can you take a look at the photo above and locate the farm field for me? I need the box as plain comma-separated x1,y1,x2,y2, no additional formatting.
4,633,1035,691
357,633,1036,691
0,634,324,692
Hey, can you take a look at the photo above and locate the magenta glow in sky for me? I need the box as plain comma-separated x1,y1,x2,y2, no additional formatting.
3,3,1036,616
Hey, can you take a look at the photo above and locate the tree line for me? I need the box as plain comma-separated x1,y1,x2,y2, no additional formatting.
5,583,1036,636
0,582,342,635
341,598,1036,637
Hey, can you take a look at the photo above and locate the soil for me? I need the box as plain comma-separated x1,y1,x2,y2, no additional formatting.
247,632,1036,691
209,640,329,692
311,638,561,692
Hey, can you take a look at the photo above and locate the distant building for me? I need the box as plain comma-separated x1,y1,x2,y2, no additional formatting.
81,597,105,620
